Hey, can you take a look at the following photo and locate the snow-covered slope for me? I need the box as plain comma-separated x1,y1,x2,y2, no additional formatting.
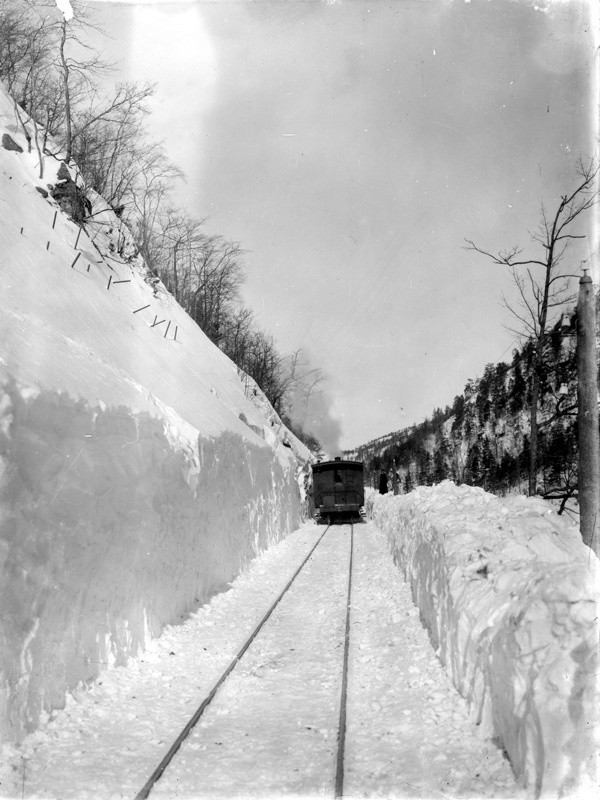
0,85,309,745
368,483,599,798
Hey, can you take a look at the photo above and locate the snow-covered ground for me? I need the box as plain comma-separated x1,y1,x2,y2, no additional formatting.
368,483,599,798
0,521,522,800
0,84,309,747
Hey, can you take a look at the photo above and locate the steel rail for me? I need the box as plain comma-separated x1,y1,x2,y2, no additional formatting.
133,524,332,800
335,522,354,799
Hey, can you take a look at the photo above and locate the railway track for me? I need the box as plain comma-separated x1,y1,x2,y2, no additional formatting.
134,521,356,800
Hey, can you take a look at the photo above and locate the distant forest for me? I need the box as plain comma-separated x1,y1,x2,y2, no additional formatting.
349,311,593,515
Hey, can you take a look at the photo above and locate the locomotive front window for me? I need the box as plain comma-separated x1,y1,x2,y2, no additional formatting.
334,471,342,483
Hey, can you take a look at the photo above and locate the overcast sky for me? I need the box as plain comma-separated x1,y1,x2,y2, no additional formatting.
87,0,598,451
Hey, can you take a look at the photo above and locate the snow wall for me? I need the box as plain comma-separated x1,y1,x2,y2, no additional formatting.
0,379,302,745
0,83,308,747
368,482,598,798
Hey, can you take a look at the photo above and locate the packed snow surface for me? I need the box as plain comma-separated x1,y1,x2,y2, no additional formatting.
369,482,599,798
0,521,521,799
0,83,308,746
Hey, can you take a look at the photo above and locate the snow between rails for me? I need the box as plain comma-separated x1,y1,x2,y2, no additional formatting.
368,481,599,799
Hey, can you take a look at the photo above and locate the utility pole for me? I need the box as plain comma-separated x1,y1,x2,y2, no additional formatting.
577,271,600,556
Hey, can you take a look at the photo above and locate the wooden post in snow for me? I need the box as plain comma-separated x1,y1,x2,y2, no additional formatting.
577,271,600,556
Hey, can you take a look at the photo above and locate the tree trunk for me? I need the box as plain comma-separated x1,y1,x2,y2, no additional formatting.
32,116,44,179
59,21,72,163
528,256,552,496
529,356,540,496
172,244,179,301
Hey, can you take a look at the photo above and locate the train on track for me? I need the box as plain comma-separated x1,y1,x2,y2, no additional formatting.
311,457,364,523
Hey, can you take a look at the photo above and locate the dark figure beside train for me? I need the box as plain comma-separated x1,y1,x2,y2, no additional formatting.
311,457,364,523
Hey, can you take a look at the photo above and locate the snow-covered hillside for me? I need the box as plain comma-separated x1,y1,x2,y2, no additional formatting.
368,483,599,798
0,85,310,746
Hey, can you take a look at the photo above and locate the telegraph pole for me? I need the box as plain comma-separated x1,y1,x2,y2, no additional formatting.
577,271,600,556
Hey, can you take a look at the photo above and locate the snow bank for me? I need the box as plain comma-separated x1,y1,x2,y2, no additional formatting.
368,482,599,798
0,381,301,745
0,86,307,745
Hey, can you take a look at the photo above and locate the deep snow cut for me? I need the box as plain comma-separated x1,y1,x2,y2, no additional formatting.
0,83,310,746
0,523,523,800
368,481,599,798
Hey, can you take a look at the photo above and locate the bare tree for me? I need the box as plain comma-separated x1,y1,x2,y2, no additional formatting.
0,0,114,174
71,82,156,204
154,211,207,306
0,1,52,103
466,158,599,495
279,349,325,426
0,1,31,93
53,7,111,164
129,150,183,269
221,306,255,366
189,237,245,343
1,1,56,160
244,330,286,414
